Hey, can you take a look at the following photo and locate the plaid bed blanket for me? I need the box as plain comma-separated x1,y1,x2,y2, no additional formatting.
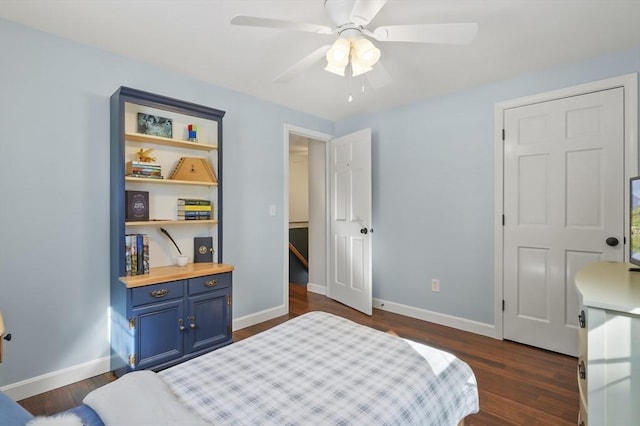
159,311,478,425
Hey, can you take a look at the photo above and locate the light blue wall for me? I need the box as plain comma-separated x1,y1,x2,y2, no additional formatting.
336,47,640,324
0,19,332,387
0,15,638,389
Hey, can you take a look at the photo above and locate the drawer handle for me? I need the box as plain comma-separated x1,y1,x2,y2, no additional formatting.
150,289,169,298
204,279,218,288
578,361,586,380
578,310,585,328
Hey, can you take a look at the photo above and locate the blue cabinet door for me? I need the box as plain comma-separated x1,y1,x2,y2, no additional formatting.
133,298,184,370
187,287,231,354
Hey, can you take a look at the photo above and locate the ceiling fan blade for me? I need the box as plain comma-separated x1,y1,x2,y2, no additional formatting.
231,15,333,34
274,45,331,83
370,23,478,44
349,0,387,26
364,60,392,89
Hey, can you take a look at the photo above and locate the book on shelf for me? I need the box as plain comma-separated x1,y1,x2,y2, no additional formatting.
177,205,212,212
125,233,150,276
130,234,137,274
178,210,212,216
126,161,162,178
177,198,211,206
177,215,212,220
125,190,149,221
143,234,149,274
126,161,161,169
178,212,212,217
178,209,211,216
136,234,144,275
177,198,213,220
125,235,132,275
127,174,164,179
128,160,161,167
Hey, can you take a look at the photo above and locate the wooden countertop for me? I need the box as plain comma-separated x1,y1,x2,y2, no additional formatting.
119,263,234,288
575,261,640,314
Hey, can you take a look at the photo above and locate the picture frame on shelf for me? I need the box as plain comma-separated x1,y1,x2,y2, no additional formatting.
137,113,172,138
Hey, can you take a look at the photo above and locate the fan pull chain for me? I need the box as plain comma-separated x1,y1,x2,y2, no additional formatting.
347,63,354,102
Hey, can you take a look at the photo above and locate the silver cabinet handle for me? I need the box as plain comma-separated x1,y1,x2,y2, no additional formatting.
150,289,169,298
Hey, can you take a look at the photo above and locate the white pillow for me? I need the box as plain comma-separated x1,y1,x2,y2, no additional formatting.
26,412,83,426
83,370,208,425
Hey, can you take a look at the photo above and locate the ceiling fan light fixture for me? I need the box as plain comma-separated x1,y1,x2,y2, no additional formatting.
350,58,372,77
325,37,350,75
325,62,347,76
352,37,381,67
233,3,480,85
326,38,350,63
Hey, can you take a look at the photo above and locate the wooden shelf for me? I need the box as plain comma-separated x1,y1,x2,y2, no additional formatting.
119,263,234,288
125,132,217,151
126,219,218,226
125,176,218,186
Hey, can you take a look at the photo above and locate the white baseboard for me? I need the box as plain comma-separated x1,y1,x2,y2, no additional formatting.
373,298,498,339
305,285,496,338
307,283,326,295
1,356,110,401
232,305,287,331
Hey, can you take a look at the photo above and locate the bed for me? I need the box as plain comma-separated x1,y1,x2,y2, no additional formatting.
2,311,479,425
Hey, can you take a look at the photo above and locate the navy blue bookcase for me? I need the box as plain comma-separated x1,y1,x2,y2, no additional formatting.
109,87,232,375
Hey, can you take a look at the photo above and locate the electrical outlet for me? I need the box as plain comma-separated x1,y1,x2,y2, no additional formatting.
431,278,440,292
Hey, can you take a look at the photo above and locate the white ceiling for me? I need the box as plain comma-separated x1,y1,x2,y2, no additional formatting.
1,0,639,121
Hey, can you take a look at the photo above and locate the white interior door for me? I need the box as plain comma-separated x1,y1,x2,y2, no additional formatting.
503,87,625,356
328,129,372,315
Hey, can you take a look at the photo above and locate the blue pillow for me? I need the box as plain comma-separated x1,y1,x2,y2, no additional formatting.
65,404,105,426
0,390,33,425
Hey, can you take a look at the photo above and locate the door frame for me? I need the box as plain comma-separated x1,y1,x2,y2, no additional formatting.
283,124,333,310
493,73,638,339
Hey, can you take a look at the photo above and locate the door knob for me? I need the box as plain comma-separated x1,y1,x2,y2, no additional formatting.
605,237,619,247
578,310,585,328
360,228,368,235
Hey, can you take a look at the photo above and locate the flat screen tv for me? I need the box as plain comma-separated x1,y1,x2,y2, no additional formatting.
630,176,640,268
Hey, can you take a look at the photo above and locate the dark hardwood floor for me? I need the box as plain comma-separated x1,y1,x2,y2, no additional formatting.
19,284,578,425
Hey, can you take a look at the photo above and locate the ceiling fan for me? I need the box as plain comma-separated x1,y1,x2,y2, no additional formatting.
230,0,478,86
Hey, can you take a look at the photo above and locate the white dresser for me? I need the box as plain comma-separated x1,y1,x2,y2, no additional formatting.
575,261,640,426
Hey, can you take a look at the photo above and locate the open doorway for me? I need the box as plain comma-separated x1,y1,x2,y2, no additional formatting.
285,126,332,300
285,125,374,315
288,135,311,287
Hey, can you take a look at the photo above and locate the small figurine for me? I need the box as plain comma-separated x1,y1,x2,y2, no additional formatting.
187,124,198,142
136,148,156,163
